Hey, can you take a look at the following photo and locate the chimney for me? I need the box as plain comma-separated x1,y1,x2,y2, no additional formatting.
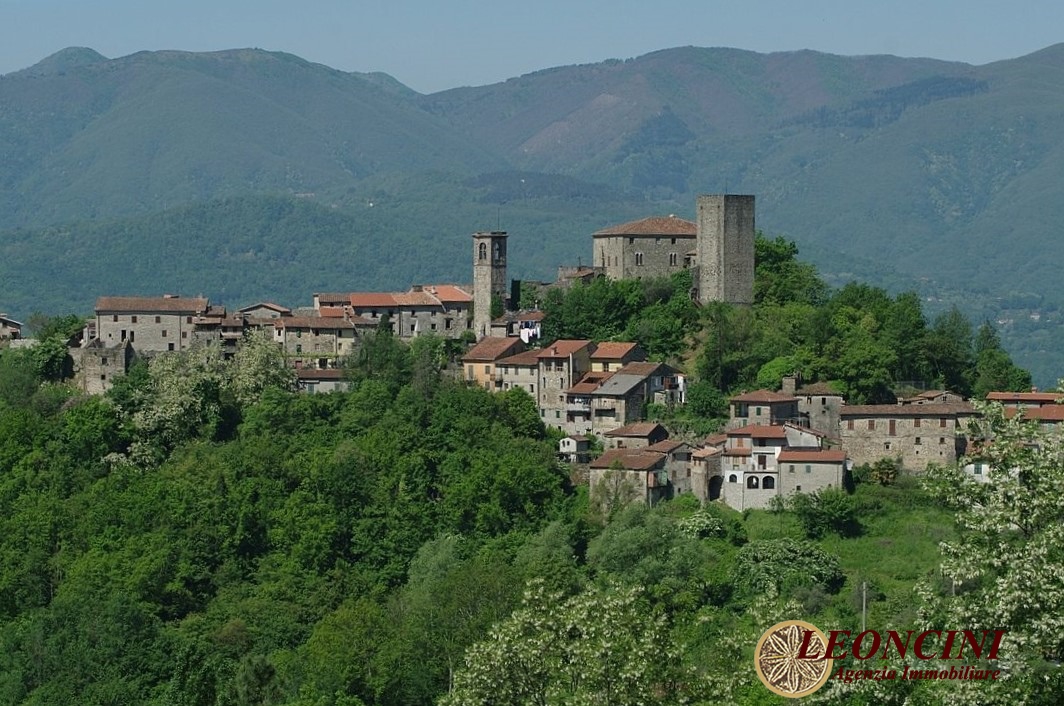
781,374,798,396
411,284,423,293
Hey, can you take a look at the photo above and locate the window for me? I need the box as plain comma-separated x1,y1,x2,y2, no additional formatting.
755,407,762,416
295,344,302,353
868,419,875,431
939,437,946,445
763,476,775,489
796,485,802,492
669,252,678,266
973,464,983,476
789,465,795,473
914,418,922,428
889,419,896,436
478,242,487,260
182,331,187,339
484,365,490,374
100,374,106,381
155,316,161,324
747,476,759,489
445,319,452,330
101,357,108,365
431,323,437,331
940,418,948,428
112,315,118,322
628,237,634,245
635,252,644,266
805,465,811,474
167,343,174,351
131,316,137,323
915,437,922,445
885,442,891,450
671,237,677,245
847,419,855,430
186,316,192,324
161,330,167,338
728,474,737,483
296,330,302,338
555,411,560,419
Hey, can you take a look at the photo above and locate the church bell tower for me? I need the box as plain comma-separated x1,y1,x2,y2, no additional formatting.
472,231,508,339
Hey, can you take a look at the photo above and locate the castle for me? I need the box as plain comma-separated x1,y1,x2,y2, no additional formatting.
473,193,756,336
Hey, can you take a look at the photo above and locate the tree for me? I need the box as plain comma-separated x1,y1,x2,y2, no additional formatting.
228,330,296,406
788,487,860,538
920,405,1064,704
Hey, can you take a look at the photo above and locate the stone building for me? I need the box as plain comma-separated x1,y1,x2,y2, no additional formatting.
535,340,594,428
693,194,755,305
461,336,525,390
95,295,211,353
272,316,362,369
318,285,473,340
839,403,977,471
792,381,844,438
778,450,848,496
727,390,801,428
985,391,1063,409
593,215,696,281
590,342,646,372
73,339,135,395
495,348,542,398
589,448,670,506
472,231,508,339
0,313,23,341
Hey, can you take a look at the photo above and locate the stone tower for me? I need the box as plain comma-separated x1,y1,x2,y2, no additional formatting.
472,231,508,339
696,194,755,305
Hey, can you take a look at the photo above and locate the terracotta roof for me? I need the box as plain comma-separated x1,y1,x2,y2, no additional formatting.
239,302,290,314
96,296,209,313
1010,405,1064,422
730,389,798,404
604,422,667,438
692,447,721,459
645,440,687,453
704,433,728,447
593,216,697,237
496,349,543,367
841,403,976,417
986,391,1062,403
393,291,441,307
317,306,346,318
723,447,752,457
274,317,357,330
591,342,642,360
462,337,524,362
536,340,593,358
617,361,672,377
590,449,665,471
567,381,603,395
349,293,398,308
778,449,848,463
728,425,788,439
424,285,472,303
315,293,350,306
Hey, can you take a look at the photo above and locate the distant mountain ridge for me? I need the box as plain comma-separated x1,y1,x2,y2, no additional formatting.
2,44,1064,383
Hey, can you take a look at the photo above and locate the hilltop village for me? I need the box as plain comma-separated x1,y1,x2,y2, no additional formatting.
0,194,1054,513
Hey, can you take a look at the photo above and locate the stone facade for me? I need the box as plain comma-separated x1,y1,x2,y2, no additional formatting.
0,314,23,341
472,231,508,339
73,340,135,395
496,349,541,398
778,450,848,496
728,390,801,428
272,317,359,368
839,403,977,471
535,340,593,429
95,296,210,353
461,336,525,390
593,216,696,281
694,194,755,305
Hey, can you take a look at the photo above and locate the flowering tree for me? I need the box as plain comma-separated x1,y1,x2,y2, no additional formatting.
919,403,1064,704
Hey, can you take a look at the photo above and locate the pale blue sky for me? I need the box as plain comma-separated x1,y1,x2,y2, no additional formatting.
1,0,1061,93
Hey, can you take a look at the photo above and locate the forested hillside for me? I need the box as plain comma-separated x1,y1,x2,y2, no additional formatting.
0,247,1056,704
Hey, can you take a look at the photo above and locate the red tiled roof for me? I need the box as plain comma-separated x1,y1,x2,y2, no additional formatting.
604,422,667,438
645,439,687,453
1011,405,1064,421
239,302,291,314
590,449,665,471
704,433,728,447
318,306,346,318
96,296,209,313
723,447,752,457
462,337,524,362
692,447,721,459
567,382,601,395
986,391,1062,403
593,216,697,237
591,342,641,360
393,291,440,307
536,340,593,358
778,450,847,463
349,293,398,308
425,285,473,303
728,425,788,439
315,293,350,306
297,368,347,380
730,390,798,404
496,349,543,367
841,403,976,417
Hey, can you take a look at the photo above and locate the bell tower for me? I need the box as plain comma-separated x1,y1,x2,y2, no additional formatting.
472,231,508,339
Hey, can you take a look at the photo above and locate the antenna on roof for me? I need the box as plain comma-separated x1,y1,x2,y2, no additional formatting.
497,207,502,231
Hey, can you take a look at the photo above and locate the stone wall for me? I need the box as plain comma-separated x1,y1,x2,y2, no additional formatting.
695,194,755,305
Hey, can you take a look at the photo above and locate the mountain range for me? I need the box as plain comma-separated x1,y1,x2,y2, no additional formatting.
1,44,1062,383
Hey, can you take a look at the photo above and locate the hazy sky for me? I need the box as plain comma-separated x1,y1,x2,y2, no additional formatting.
2,1,1061,93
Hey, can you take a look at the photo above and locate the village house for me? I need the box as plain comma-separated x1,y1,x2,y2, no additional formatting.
238,302,292,319
602,421,669,449
899,390,966,405
272,316,364,369
489,310,544,343
296,368,351,394
589,448,670,506
95,295,211,353
314,284,474,340
838,402,977,470
495,348,542,398
784,376,844,438
985,390,1063,409
558,435,591,464
0,313,23,341
534,340,594,428
590,342,646,372
461,337,525,390
645,439,693,494
727,390,801,429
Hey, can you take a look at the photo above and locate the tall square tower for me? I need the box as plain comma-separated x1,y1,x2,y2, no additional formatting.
472,231,508,339
696,195,755,305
